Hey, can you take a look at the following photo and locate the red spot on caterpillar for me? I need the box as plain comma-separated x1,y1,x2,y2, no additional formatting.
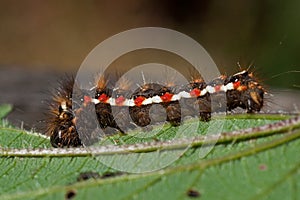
84,95,92,103
98,93,109,102
160,92,173,102
214,85,221,92
115,96,126,106
233,81,241,89
134,96,146,106
190,88,201,97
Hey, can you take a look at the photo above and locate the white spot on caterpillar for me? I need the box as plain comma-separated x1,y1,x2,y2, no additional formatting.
206,86,215,93
200,89,207,96
226,82,234,90
108,98,116,106
178,91,191,98
171,94,181,101
152,95,162,103
61,101,67,111
142,98,153,105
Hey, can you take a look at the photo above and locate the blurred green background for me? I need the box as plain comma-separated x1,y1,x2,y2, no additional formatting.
0,0,299,129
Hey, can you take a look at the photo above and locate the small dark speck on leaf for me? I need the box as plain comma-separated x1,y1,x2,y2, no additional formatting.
65,189,76,200
77,172,101,181
259,164,268,171
101,171,125,179
186,189,201,198
77,171,124,182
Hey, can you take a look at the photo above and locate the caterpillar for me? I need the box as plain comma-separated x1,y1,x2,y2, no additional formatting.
46,70,264,148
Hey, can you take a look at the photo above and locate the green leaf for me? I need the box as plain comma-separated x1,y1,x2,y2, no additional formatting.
0,114,299,200
0,104,50,149
0,127,51,148
0,104,12,120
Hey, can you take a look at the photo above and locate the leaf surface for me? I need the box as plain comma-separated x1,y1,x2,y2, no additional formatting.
0,104,299,200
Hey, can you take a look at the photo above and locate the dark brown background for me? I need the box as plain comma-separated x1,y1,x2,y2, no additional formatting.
0,0,299,130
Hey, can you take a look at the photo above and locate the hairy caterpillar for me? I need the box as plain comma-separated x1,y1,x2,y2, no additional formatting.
46,70,264,148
